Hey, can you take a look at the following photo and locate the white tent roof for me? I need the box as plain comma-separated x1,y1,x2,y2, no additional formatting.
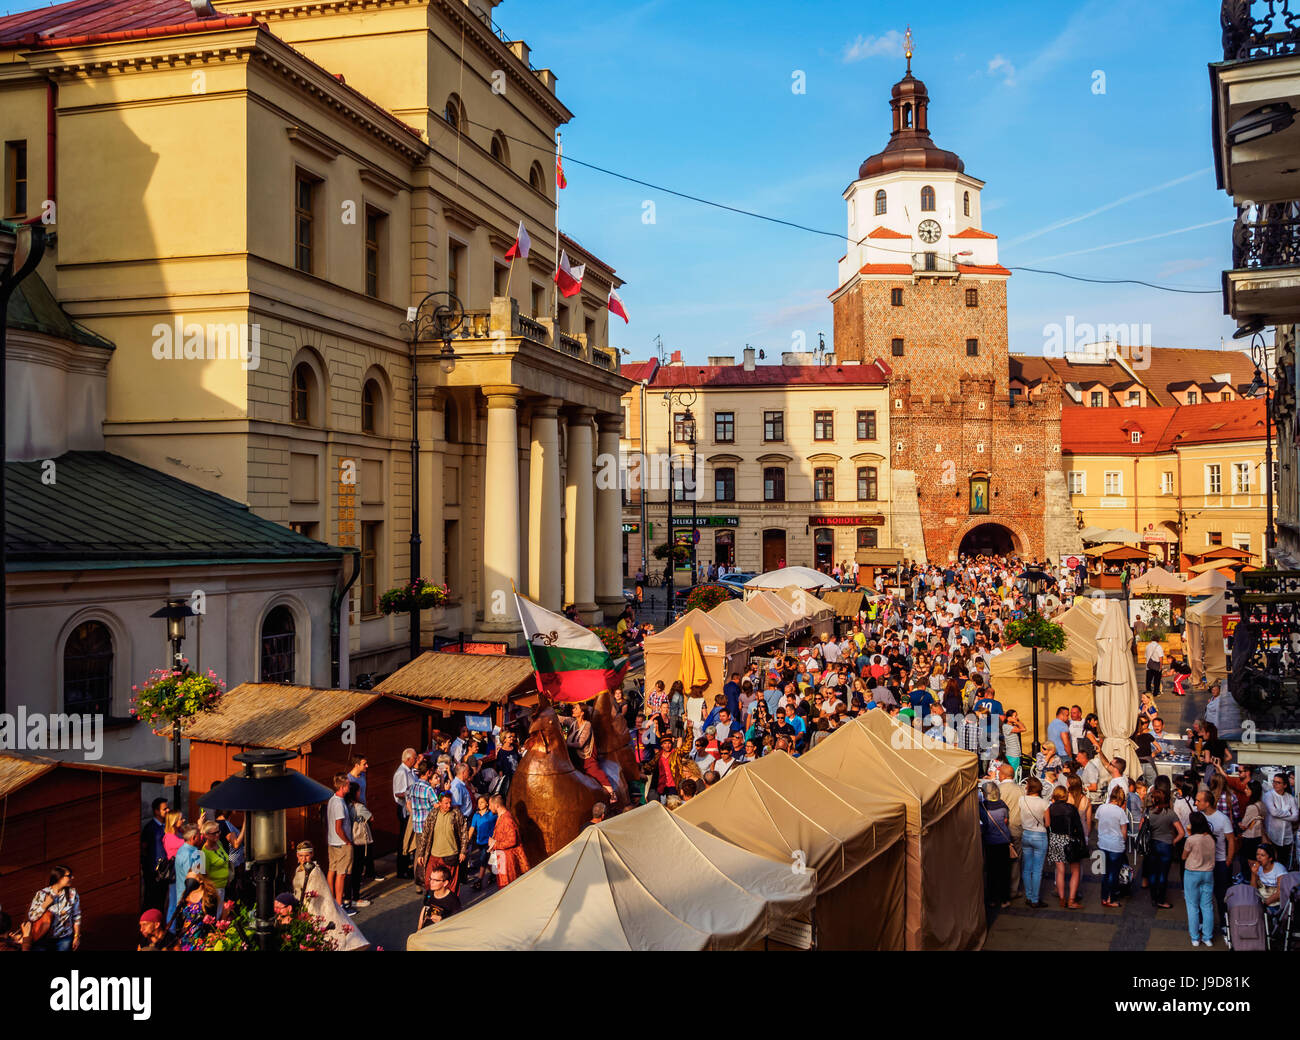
1129,566,1187,596
744,566,839,591
1184,569,1230,596
1186,589,1230,622
405,802,815,951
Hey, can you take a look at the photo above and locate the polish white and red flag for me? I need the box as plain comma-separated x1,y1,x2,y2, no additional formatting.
504,219,530,260
554,250,585,297
608,288,629,323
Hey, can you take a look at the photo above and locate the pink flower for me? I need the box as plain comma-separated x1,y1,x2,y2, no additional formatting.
223,900,234,912
342,924,353,934
202,915,215,925
376,945,385,951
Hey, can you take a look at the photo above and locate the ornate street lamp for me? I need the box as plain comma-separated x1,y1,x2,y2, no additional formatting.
1244,331,1276,556
200,749,333,951
150,597,195,807
398,291,464,663
663,386,698,624
1018,566,1054,758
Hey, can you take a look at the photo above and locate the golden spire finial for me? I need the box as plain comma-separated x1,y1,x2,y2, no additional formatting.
904,25,913,73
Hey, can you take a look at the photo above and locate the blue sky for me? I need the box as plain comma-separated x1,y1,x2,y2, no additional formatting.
500,0,1239,364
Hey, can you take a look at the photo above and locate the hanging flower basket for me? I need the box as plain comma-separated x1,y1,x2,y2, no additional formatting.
199,902,342,952
1003,615,1066,654
130,667,226,735
380,579,450,616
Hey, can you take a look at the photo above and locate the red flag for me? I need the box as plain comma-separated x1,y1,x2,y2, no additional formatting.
608,288,629,324
554,250,585,298
504,219,530,260
556,143,567,190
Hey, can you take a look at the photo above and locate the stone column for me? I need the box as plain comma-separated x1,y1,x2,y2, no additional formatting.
564,406,598,622
422,389,447,643
478,386,523,636
528,398,563,611
595,413,625,623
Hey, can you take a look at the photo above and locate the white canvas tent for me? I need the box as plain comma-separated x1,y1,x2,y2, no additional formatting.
743,566,838,598
1185,590,1231,685
405,801,815,951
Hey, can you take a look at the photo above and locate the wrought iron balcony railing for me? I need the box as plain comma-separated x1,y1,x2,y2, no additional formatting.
1227,569,1300,729
1232,201,1300,269
1223,0,1300,61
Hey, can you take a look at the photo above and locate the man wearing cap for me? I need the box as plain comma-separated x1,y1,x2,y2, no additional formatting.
137,908,170,951
416,791,471,894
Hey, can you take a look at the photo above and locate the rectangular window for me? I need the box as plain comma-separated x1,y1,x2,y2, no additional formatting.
584,314,597,347
965,288,978,307
493,262,509,298
857,466,878,501
1128,390,1141,404
5,140,27,217
813,410,833,440
1207,531,1222,546
1232,461,1251,494
360,521,380,616
447,240,467,301
1161,472,1174,495
294,171,318,273
673,460,694,502
289,521,319,540
923,251,937,271
857,527,878,549
1187,391,1198,405
1090,391,1104,407
891,338,904,357
364,207,385,298
857,410,877,440
1232,533,1251,551
1130,431,1142,445
891,287,904,307
714,412,734,443
1103,471,1122,496
814,467,835,501
966,338,979,357
763,467,785,502
531,282,545,317
1068,471,1086,495
1206,464,1222,495
714,467,735,502
673,412,695,444
763,411,784,442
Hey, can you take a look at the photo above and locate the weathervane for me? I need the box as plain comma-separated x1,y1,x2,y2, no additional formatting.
904,25,913,74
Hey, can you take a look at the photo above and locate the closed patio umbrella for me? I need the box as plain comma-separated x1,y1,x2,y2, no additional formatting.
1094,600,1139,779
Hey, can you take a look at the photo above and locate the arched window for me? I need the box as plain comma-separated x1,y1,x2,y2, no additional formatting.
443,93,464,133
874,189,887,216
920,186,936,212
963,191,971,217
361,378,382,435
260,606,296,684
902,103,913,129
291,363,313,424
490,131,510,167
529,161,546,194
64,620,113,716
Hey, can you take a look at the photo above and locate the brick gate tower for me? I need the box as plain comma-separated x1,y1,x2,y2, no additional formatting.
830,38,1080,564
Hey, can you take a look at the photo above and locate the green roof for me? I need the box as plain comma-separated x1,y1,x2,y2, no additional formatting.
5,267,115,351
6,451,345,568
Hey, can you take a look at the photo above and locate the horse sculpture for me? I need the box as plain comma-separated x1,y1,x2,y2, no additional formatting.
593,688,638,809
509,697,605,866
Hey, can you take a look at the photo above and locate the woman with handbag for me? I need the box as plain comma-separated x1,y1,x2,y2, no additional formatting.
1096,787,1130,908
1047,786,1086,909
979,783,1014,909
27,866,80,951
1145,787,1183,910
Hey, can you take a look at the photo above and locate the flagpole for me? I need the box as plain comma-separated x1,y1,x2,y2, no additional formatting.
552,129,561,323
504,254,515,299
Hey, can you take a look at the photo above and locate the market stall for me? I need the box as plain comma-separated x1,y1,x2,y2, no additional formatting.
773,585,837,639
643,608,750,703
1185,590,1231,686
988,644,1095,751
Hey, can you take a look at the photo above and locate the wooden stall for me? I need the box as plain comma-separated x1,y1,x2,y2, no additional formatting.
375,652,539,733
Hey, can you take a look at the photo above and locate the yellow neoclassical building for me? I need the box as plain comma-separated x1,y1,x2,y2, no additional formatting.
0,0,631,675
620,351,899,579
1061,400,1270,566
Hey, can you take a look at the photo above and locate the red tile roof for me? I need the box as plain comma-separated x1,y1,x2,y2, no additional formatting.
0,0,224,44
867,226,909,239
620,360,658,383
859,263,913,275
957,263,1011,275
952,228,997,239
1062,399,1265,454
651,362,890,389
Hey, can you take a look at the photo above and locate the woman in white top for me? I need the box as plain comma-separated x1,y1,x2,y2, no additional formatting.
1096,787,1130,908
1263,773,1299,865
1019,777,1051,909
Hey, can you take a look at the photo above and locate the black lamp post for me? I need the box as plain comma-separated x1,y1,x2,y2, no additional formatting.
663,386,698,624
1245,332,1276,556
398,291,464,663
199,749,333,950
1019,566,1054,758
151,598,195,808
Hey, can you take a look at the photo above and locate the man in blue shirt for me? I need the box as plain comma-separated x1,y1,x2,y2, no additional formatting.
449,764,474,818
973,689,1004,722
1047,706,1073,758
722,673,742,724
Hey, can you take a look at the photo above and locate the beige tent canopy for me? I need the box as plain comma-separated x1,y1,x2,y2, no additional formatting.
747,590,806,637
819,588,869,619
802,711,985,951
405,801,816,951
772,585,836,639
677,751,908,950
1129,567,1187,596
989,644,1095,750
708,598,780,648
643,609,749,702
1186,590,1231,685
1184,568,1230,596
1055,600,1102,666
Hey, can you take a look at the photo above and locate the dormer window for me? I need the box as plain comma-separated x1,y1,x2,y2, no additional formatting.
920,186,935,212
1130,430,1142,444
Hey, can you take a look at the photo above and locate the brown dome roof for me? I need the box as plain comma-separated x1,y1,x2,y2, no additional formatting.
859,70,965,179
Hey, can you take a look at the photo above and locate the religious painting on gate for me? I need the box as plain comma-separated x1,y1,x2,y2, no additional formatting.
969,476,990,515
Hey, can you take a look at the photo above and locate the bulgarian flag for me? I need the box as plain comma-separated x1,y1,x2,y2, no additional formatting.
554,250,585,298
504,219,530,260
514,592,627,702
556,142,567,189
608,288,629,324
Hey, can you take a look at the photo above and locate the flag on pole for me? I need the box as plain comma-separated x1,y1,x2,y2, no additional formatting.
554,250,585,298
504,219,530,260
514,592,627,702
607,288,629,324
556,142,567,189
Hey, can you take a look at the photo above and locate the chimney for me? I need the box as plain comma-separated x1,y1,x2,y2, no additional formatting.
669,349,683,366
707,355,735,366
743,347,756,372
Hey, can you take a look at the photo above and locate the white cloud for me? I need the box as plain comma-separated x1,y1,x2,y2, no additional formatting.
1157,257,1214,278
986,55,1016,86
843,30,904,63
